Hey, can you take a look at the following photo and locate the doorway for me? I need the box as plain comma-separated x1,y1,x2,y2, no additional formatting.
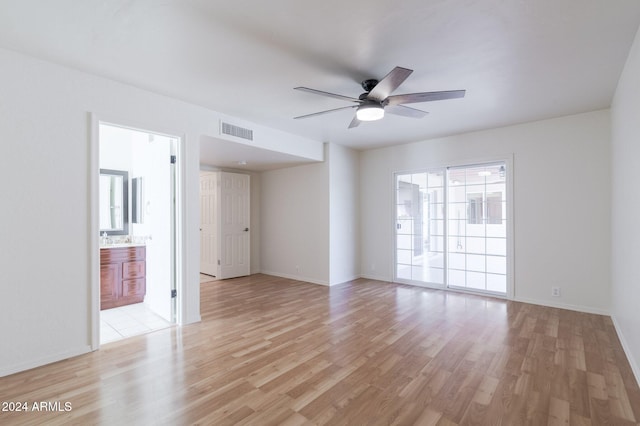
98,122,180,344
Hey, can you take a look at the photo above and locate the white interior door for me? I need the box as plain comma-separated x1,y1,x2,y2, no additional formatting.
219,172,250,279
140,133,174,321
200,172,218,277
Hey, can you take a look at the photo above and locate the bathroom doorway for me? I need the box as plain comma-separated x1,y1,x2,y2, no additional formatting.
97,122,180,344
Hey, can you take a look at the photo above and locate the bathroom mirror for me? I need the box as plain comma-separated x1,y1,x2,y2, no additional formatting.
99,169,129,235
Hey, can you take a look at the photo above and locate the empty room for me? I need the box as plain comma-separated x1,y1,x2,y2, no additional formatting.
1,1,640,425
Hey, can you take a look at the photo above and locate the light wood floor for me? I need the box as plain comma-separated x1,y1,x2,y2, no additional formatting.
1,275,639,425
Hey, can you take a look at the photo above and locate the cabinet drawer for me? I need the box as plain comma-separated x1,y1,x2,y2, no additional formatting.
123,260,145,279
101,246,145,263
122,278,145,298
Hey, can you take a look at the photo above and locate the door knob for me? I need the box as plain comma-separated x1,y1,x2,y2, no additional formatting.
244,228,249,232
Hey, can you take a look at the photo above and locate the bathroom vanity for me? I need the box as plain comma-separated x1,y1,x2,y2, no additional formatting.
100,245,146,310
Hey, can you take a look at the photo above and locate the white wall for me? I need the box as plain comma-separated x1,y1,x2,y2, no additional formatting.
99,125,133,172
360,110,611,314
611,26,640,383
0,47,322,377
259,143,359,287
329,143,360,285
260,151,330,285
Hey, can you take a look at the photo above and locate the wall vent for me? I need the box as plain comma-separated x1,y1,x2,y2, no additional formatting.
220,121,254,141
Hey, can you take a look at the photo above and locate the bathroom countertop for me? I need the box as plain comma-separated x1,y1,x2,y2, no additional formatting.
100,243,146,249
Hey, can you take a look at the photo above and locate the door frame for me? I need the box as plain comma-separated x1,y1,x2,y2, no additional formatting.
89,113,186,350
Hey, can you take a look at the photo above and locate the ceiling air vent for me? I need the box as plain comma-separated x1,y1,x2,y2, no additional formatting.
220,121,254,141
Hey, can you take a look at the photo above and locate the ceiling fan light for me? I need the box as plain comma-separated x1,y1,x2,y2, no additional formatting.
356,103,384,121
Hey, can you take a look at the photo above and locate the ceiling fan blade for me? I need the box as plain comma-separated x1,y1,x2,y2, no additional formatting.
348,115,361,129
385,105,429,119
294,105,358,120
294,87,360,103
386,90,466,106
367,66,413,102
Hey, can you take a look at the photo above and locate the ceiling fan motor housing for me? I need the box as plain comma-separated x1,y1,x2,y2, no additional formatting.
361,79,379,92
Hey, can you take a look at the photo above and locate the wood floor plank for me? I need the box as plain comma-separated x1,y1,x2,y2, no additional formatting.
1,274,639,425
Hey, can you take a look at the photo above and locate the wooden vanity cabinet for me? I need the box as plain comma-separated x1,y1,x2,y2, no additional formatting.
100,246,146,310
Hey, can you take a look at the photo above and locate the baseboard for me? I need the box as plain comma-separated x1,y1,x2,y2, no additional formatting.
357,278,611,317
611,315,640,388
0,345,93,378
358,273,392,282
259,270,330,286
513,296,610,316
331,274,362,285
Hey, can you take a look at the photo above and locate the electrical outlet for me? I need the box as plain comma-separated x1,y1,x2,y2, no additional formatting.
552,287,561,297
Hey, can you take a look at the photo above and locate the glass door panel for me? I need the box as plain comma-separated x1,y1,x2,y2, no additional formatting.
395,171,445,285
446,163,507,295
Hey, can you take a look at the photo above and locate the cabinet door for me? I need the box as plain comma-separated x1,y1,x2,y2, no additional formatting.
100,263,121,310
122,278,146,299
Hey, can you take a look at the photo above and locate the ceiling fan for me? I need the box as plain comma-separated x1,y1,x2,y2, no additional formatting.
294,66,465,128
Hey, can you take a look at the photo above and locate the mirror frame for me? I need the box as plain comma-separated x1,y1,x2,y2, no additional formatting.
99,168,129,236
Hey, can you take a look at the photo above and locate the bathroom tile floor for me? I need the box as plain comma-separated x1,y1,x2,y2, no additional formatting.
100,303,173,345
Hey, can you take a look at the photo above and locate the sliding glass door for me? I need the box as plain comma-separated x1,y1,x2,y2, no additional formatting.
395,161,509,296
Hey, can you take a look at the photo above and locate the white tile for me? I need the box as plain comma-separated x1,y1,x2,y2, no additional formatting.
100,323,123,345
100,303,174,343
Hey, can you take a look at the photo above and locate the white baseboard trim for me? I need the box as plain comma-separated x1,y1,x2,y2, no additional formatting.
331,275,362,285
260,270,330,286
358,273,392,282
513,296,610,316
0,345,93,378
357,277,611,317
610,315,640,388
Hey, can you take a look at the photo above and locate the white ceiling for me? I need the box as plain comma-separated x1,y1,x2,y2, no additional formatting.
1,1,640,168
